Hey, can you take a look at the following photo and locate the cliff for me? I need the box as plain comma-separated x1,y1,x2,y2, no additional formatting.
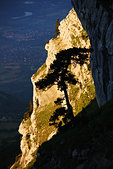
72,0,113,106
11,8,95,169
33,2,113,168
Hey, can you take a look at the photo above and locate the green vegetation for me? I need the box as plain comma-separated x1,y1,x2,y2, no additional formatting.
34,98,113,169
71,34,76,46
71,29,89,46
76,36,80,43
71,35,76,46
81,29,88,42
29,46,95,168
11,47,93,169
36,48,92,129
36,103,61,144
35,80,95,145
69,83,95,115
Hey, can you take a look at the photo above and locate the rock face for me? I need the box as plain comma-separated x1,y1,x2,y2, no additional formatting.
72,0,113,106
11,9,95,169
45,8,90,70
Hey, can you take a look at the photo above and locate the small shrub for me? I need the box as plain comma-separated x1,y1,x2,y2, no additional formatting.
24,111,30,120
81,29,88,42
46,40,49,44
52,34,56,39
49,107,70,128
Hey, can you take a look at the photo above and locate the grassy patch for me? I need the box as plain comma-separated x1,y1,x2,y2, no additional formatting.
32,63,46,80
81,29,88,42
35,103,61,145
71,29,89,47
69,82,95,115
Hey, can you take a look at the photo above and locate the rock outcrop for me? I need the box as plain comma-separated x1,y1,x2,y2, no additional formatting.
45,8,90,70
72,0,113,106
11,9,95,169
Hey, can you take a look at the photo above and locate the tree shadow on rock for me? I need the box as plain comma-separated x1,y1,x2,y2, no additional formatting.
36,47,93,129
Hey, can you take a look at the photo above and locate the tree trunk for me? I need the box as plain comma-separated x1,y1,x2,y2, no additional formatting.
61,78,74,121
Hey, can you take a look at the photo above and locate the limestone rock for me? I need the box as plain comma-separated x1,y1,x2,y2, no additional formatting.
45,8,90,71
72,149,78,158
11,8,94,169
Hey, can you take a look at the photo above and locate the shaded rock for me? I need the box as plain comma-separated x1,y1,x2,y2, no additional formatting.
72,0,113,106
72,149,78,158
76,164,84,169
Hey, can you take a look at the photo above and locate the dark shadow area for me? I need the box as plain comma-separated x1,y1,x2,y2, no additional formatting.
58,99,100,133
34,98,113,169
96,0,113,13
49,107,71,128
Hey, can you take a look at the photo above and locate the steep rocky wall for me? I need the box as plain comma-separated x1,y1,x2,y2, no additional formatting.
11,9,95,169
72,0,113,106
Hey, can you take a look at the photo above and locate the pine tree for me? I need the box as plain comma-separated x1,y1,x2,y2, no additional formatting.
35,47,92,127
